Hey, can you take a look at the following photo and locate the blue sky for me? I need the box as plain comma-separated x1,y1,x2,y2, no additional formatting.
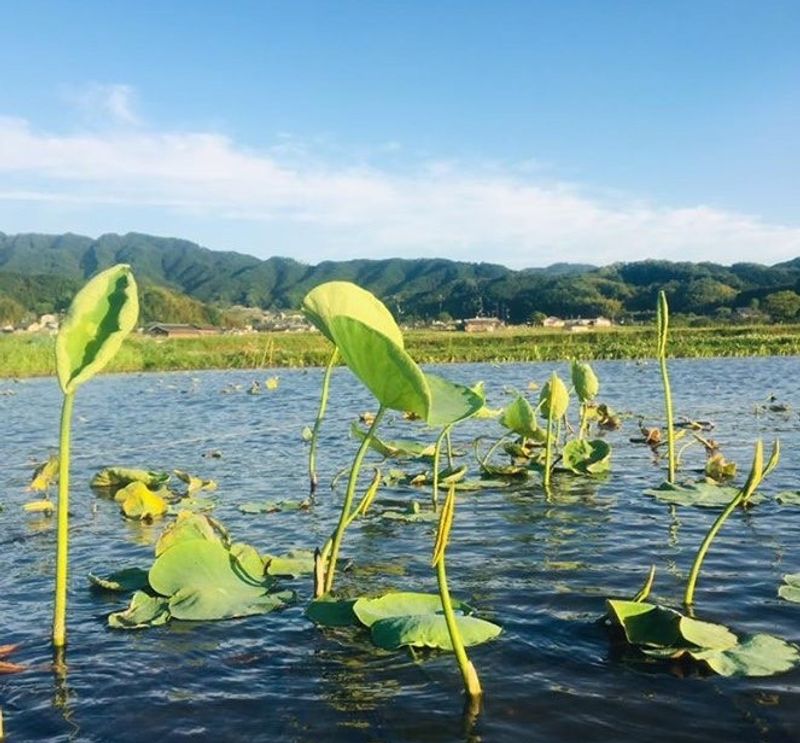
0,0,797,268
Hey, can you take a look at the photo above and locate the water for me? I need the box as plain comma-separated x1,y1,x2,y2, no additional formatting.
1,357,800,742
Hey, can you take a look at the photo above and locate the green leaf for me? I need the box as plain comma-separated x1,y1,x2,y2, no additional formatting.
499,395,541,438
423,373,485,428
678,615,738,650
539,373,569,420
149,540,292,621
350,423,436,459
306,596,359,627
776,491,800,506
91,467,170,491
778,573,800,602
155,512,227,557
571,361,599,402
89,567,150,593
561,439,611,474
606,600,684,648
108,590,170,630
120,485,168,520
690,634,800,677
643,480,749,508
370,614,501,650
265,550,316,577
352,592,473,628
56,264,139,394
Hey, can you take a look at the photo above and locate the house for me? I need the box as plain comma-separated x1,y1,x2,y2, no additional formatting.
543,316,565,328
459,317,503,333
564,316,613,331
147,323,221,338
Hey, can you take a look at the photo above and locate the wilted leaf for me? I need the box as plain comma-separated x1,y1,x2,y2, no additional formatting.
29,455,59,492
22,499,54,514
174,469,217,495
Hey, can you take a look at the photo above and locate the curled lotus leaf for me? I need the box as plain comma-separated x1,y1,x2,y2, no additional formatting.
571,361,599,402
120,485,168,520
174,469,217,495
91,467,170,491
56,264,139,394
29,455,59,492
22,499,54,514
539,373,569,420
371,614,502,651
561,439,612,475
353,591,473,628
108,590,170,630
351,423,437,459
89,567,150,593
500,395,541,438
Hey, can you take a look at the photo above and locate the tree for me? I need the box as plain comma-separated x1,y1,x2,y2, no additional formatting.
763,290,800,323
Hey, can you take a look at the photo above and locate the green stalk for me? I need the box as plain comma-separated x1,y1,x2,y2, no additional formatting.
431,426,451,511
543,406,555,488
445,429,455,470
52,392,75,649
308,349,338,494
657,291,676,484
434,488,482,699
683,440,777,607
323,405,386,594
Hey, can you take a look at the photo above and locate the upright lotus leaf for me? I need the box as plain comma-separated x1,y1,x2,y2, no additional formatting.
56,264,139,394
561,439,611,475
539,373,569,420
499,395,541,439
424,373,484,428
91,467,170,491
52,264,139,650
371,614,501,651
571,361,599,402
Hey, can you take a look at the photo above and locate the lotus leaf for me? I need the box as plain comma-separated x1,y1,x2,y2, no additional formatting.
539,373,569,420
424,373,484,428
500,395,542,439
351,423,437,459
370,614,502,651
778,573,800,603
149,540,291,621
167,497,216,514
265,550,316,577
571,361,599,402
108,590,170,630
56,264,139,394
174,469,217,494
230,542,266,578
238,500,310,514
89,567,150,593
121,486,168,520
353,592,473,628
29,455,59,492
379,501,439,523
690,634,800,676
155,512,227,556
91,467,170,491
643,480,750,508
776,491,800,506
306,596,359,627
22,499,54,514
561,439,611,475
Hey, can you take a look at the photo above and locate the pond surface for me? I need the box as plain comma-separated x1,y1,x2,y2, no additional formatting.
1,357,800,742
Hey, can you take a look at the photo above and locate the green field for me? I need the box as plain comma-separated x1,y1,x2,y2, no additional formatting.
1,324,799,379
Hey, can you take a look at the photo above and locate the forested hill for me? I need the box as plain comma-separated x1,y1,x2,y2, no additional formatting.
2,231,800,325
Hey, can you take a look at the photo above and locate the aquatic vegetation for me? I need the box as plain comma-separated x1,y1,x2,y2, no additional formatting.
238,499,311,514
539,372,569,489
657,291,677,483
173,469,217,495
118,482,169,520
52,264,139,649
91,466,170,491
106,512,295,629
302,281,482,594
778,574,800,603
571,361,599,439
307,349,338,493
29,455,59,492
643,480,746,508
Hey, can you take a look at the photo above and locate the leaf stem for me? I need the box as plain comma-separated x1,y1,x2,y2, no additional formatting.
53,392,74,649
309,349,338,494
543,407,555,488
657,291,676,484
431,426,451,511
323,405,385,594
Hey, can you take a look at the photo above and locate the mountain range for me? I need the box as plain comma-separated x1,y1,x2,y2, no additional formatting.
1,231,799,325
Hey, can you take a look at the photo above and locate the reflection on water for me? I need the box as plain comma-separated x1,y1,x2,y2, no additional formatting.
1,357,800,741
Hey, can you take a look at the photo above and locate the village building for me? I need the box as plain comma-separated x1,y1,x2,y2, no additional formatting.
459,317,504,333
542,316,565,328
146,323,221,338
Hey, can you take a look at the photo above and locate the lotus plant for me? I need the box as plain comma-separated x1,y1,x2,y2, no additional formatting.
657,291,676,483
539,372,569,488
52,264,139,648
302,281,483,596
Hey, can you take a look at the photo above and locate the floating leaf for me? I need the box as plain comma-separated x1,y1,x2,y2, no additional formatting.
561,439,611,475
265,550,316,577
776,491,800,506
690,635,800,677
29,455,59,492
353,592,473,628
91,467,170,491
643,480,749,508
89,567,150,593
371,614,501,651
120,485,168,520
56,264,139,394
778,573,800,603
306,596,359,627
22,499,54,514
265,376,279,390
238,499,310,515
379,501,439,523
174,469,217,495
155,511,227,556
108,590,170,630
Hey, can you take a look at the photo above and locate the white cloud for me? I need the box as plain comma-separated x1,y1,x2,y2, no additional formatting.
60,83,141,127
0,112,798,267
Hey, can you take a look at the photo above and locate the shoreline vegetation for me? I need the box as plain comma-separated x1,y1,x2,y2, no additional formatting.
2,323,799,380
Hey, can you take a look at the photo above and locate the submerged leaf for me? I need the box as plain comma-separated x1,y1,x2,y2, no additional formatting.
56,264,139,394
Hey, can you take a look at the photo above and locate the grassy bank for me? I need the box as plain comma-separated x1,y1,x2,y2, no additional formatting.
2,324,799,379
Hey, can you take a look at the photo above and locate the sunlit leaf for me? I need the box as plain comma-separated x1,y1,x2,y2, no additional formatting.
120,484,168,520
22,499,54,514
265,550,316,577
91,467,170,491
174,469,217,495
353,592,473,628
571,361,599,402
29,454,59,492
561,439,611,475
539,373,569,420
371,614,501,650
55,264,139,394
155,511,228,557
89,567,150,593
643,480,749,508
108,590,170,630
